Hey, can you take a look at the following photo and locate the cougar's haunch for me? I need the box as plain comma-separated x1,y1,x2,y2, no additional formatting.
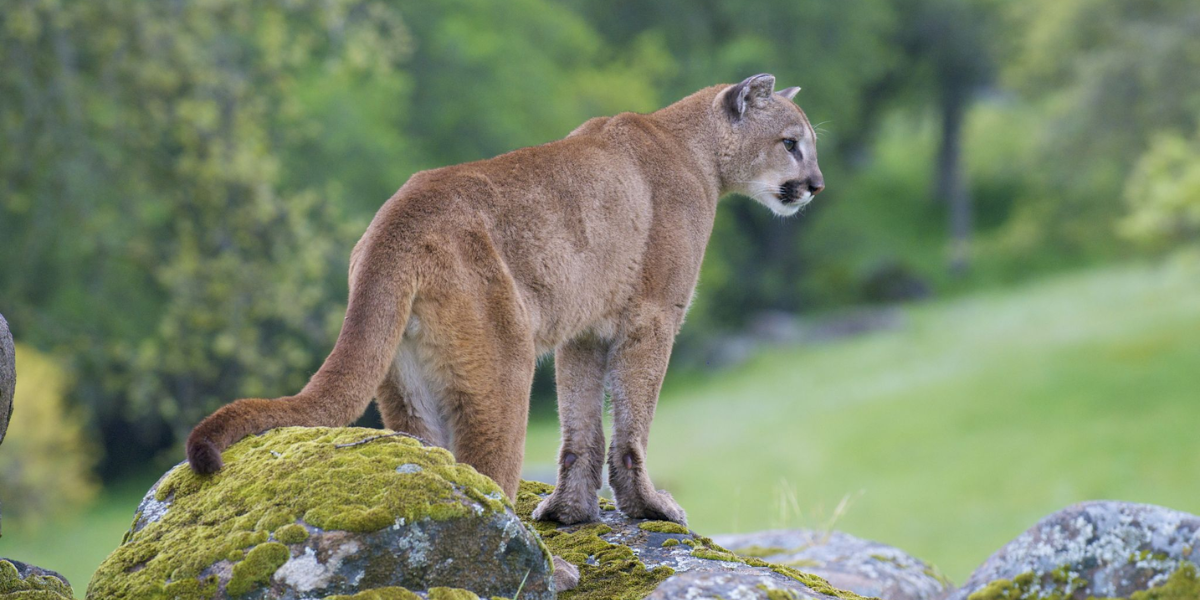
187,73,823,525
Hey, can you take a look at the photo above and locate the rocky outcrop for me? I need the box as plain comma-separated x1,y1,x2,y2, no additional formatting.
949,501,1200,600
0,558,74,599
713,529,951,600
515,482,867,600
87,428,554,600
0,312,13,448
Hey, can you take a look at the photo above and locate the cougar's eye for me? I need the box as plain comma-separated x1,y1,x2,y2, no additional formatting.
782,138,797,152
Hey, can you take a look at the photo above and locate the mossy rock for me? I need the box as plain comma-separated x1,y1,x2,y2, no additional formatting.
86,427,553,600
949,501,1200,600
515,481,868,600
714,529,952,600
0,558,73,599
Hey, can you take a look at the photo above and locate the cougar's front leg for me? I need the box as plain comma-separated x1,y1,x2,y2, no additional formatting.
606,310,687,525
532,337,608,524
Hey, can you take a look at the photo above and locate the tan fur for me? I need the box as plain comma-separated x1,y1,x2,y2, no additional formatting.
187,74,823,526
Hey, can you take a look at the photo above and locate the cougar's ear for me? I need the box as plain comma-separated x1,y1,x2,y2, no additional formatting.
778,87,801,101
721,73,776,121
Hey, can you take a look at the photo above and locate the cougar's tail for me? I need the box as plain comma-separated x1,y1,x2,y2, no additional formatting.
186,263,416,474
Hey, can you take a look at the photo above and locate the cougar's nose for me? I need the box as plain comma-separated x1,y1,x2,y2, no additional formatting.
808,175,825,196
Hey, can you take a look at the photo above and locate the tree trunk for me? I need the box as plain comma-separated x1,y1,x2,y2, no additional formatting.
936,91,972,276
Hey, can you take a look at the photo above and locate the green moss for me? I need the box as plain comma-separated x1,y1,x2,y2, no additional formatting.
737,554,864,600
89,427,512,599
0,560,73,599
324,588,422,600
638,521,690,535
757,584,800,600
661,538,680,548
274,523,310,544
227,542,290,596
428,587,482,599
1131,563,1200,600
733,545,790,559
691,547,741,562
515,481,673,600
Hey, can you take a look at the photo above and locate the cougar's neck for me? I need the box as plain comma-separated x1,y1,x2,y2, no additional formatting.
644,87,726,200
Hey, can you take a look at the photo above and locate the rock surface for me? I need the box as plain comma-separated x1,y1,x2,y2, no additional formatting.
515,481,867,600
87,428,554,600
714,529,951,600
948,501,1200,600
0,558,74,599
0,312,13,447
646,571,835,600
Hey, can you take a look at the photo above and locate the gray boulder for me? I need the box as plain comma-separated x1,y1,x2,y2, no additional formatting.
516,481,867,600
948,501,1200,600
0,558,73,599
87,427,554,600
713,529,951,600
0,312,13,447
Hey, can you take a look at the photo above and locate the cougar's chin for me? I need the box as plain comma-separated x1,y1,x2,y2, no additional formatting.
752,190,805,217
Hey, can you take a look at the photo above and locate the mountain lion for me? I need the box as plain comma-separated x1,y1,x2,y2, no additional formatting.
187,73,824,528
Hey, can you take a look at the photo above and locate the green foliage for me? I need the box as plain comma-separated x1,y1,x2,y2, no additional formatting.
1120,130,1200,253
0,345,98,524
999,0,1200,256
0,0,411,464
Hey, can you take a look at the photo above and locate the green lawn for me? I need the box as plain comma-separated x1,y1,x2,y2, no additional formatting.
525,261,1200,581
3,262,1199,595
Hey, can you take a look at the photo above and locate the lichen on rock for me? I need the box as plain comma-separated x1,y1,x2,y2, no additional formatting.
0,558,74,600
87,427,553,599
951,501,1200,600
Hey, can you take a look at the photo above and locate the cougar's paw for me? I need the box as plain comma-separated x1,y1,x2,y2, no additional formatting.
552,556,580,592
187,437,224,474
531,490,601,525
618,489,687,526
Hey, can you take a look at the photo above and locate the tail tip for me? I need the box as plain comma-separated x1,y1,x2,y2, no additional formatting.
187,437,224,474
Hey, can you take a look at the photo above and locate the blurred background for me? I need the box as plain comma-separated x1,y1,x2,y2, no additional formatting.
2,0,1199,593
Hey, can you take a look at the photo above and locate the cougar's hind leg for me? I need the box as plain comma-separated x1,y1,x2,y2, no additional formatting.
416,234,536,501
440,296,535,501
532,336,608,524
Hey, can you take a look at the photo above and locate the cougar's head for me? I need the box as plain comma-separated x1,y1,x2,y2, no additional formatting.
716,73,824,217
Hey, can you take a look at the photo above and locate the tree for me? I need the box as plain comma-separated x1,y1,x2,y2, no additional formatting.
0,0,409,475
1002,0,1200,256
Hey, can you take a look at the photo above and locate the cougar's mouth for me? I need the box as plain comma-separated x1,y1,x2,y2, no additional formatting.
778,179,806,205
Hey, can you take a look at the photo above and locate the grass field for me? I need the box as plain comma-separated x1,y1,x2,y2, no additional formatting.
3,261,1199,595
